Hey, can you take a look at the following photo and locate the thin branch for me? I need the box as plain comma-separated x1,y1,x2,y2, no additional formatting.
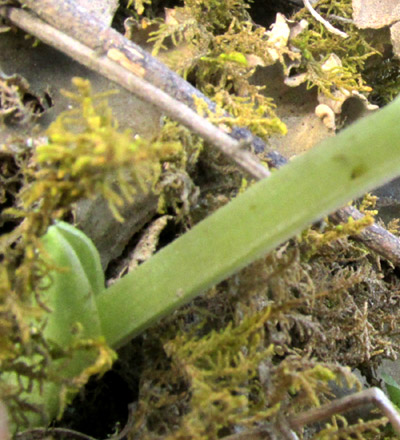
15,427,97,440
0,6,269,180
3,3,400,267
17,0,274,155
303,0,349,38
289,387,400,433
222,388,400,440
328,14,354,24
330,205,400,265
105,403,136,440
221,426,298,440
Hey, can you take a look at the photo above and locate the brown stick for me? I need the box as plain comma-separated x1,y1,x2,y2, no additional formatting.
222,388,400,439
289,387,400,433
0,6,269,180
330,205,400,264
3,3,400,266
18,0,285,161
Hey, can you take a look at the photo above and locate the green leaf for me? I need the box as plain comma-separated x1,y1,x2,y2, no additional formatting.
97,94,400,349
218,52,248,66
381,373,400,408
45,221,105,297
40,221,105,345
8,222,106,430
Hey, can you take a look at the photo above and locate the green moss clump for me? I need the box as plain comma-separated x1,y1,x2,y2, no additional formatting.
193,89,287,140
136,0,290,140
162,309,277,439
314,415,388,440
148,0,251,58
127,0,152,16
291,0,379,97
26,77,180,222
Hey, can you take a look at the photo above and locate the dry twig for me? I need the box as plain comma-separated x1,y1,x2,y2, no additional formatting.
330,205,400,264
15,427,97,440
223,388,400,439
303,0,349,38
289,388,400,432
0,6,270,180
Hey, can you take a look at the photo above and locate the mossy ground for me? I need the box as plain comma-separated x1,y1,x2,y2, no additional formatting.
2,0,400,438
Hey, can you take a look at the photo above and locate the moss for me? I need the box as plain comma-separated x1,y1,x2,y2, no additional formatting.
149,0,251,55
314,415,388,440
193,90,286,140
154,119,204,219
3,1,400,436
122,215,400,439
291,0,379,96
138,0,291,140
27,77,180,222
0,74,40,124
127,0,152,16
0,77,185,426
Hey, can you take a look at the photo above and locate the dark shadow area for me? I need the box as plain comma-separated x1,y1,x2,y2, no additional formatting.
58,339,143,438
248,0,301,27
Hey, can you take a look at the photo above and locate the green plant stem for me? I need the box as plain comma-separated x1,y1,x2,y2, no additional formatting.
98,95,400,349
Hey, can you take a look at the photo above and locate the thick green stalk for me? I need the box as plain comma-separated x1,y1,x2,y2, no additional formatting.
97,96,400,349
